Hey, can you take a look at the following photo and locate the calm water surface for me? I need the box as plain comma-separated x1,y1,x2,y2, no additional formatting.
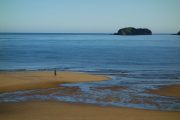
0,33,180,111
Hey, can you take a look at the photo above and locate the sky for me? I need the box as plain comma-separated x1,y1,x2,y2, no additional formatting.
0,0,180,33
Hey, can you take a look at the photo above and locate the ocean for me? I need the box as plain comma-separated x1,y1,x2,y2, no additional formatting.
0,33,180,111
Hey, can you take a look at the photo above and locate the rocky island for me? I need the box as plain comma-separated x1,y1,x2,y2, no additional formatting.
172,31,180,35
176,31,180,35
114,27,152,35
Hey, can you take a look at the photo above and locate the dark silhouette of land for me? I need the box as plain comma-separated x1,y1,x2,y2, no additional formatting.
176,31,180,35
114,27,152,35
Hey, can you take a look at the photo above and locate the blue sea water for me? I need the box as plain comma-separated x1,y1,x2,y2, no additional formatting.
0,33,180,111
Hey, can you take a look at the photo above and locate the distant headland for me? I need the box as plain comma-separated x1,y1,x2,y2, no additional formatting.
172,31,180,35
114,27,152,35
176,31,180,35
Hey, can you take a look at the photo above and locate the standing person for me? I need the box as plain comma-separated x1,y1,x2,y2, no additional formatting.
54,69,56,76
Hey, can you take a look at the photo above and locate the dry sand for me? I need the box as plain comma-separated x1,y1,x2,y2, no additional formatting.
148,84,180,98
0,101,179,120
0,71,110,92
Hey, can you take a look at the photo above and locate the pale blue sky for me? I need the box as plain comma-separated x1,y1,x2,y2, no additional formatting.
0,0,180,33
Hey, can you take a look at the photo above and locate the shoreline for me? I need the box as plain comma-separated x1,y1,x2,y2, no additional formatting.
0,71,110,92
0,71,180,119
0,101,179,120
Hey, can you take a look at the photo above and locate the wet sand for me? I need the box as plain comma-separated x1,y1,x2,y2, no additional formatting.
91,86,127,91
0,71,110,92
148,84,180,98
0,71,180,120
0,101,179,120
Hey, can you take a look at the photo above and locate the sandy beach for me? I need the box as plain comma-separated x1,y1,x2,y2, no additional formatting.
0,71,180,120
0,71,110,92
0,101,179,120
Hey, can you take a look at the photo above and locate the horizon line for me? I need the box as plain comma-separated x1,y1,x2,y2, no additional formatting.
0,32,175,35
